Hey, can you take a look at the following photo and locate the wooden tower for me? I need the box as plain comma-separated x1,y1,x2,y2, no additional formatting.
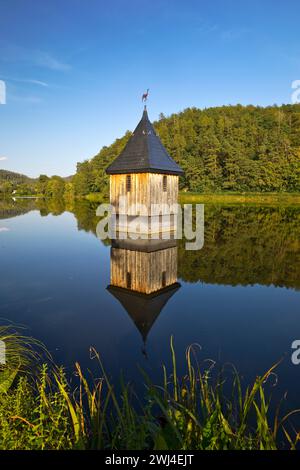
107,239,180,350
106,107,184,233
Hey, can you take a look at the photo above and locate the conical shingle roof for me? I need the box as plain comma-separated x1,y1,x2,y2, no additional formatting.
107,283,181,342
106,107,184,175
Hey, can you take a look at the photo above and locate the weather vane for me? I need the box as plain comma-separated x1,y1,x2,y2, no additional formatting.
142,88,149,102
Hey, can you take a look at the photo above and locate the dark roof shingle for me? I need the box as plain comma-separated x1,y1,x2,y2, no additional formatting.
106,108,184,175
107,283,181,342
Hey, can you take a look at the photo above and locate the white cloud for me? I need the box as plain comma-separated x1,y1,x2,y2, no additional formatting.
1,76,49,87
34,51,70,71
28,79,49,87
0,157,8,161
196,22,218,35
0,43,71,71
220,28,251,42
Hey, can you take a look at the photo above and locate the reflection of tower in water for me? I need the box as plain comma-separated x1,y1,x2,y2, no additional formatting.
107,238,180,357
105,107,183,355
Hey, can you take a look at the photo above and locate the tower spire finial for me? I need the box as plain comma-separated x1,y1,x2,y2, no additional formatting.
142,88,149,103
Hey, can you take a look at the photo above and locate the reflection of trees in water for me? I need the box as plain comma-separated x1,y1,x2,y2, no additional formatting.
37,198,101,233
178,205,300,289
0,198,37,219
38,198,66,216
57,200,300,290
4,198,299,289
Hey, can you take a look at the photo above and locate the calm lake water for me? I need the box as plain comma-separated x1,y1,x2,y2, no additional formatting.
0,198,299,415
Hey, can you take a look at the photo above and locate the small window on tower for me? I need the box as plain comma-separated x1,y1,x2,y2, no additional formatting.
126,272,132,289
163,175,167,192
162,271,166,288
126,175,131,192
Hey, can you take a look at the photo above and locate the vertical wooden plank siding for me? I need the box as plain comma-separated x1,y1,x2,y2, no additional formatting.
110,174,179,216
110,247,178,294
149,174,178,214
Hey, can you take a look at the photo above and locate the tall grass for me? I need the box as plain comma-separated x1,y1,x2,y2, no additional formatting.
0,325,44,393
0,331,299,450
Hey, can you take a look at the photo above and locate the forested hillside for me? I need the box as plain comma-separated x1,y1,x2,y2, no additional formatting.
72,104,300,195
0,169,31,192
0,169,34,182
0,170,71,197
1,104,300,198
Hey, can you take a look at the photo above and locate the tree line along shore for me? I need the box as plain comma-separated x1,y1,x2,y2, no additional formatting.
1,104,300,199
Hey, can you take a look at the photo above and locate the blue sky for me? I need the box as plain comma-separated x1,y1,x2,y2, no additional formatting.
0,0,300,177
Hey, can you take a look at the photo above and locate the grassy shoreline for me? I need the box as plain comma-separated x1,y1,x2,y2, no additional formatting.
5,191,300,205
80,191,300,205
179,192,300,205
1,330,300,450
